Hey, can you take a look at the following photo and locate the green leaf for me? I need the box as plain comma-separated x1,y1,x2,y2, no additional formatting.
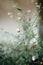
16,6,22,11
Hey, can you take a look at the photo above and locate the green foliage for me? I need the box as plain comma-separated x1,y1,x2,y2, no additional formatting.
0,0,43,65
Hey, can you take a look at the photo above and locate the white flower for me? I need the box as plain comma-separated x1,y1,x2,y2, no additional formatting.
33,27,38,34
8,12,12,16
32,56,36,61
18,17,21,20
30,38,37,44
16,28,20,32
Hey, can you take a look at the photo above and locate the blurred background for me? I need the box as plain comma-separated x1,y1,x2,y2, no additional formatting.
0,0,37,35
0,0,43,65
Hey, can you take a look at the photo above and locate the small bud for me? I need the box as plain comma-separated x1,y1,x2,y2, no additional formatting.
18,17,21,20
32,56,36,61
27,10,31,13
16,28,20,32
8,12,12,16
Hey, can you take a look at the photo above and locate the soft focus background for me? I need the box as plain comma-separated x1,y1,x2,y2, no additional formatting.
0,0,43,65
0,0,37,35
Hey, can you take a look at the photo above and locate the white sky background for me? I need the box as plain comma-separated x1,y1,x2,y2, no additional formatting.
0,18,21,35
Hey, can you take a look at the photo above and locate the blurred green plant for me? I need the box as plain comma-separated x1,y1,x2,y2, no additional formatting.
0,0,43,65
